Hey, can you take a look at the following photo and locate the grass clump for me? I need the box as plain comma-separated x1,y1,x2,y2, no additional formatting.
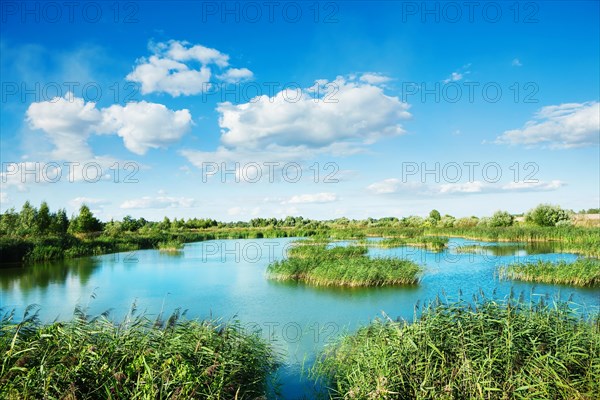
363,236,448,251
0,305,278,399
267,243,421,287
157,239,184,252
313,297,600,399
499,258,600,287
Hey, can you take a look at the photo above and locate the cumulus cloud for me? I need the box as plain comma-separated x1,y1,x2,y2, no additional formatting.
496,102,599,148
101,101,192,155
284,192,338,204
126,40,252,96
359,73,392,85
120,195,195,209
367,179,425,195
126,56,211,96
69,197,109,208
367,178,564,196
217,76,410,151
443,64,471,83
439,181,486,194
501,180,564,191
26,92,101,159
180,75,410,167
367,178,402,194
217,68,254,83
26,93,192,157
512,58,523,67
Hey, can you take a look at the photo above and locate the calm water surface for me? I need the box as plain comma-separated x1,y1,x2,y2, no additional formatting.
1,237,598,398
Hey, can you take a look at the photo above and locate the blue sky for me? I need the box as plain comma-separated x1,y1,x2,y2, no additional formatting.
1,1,599,221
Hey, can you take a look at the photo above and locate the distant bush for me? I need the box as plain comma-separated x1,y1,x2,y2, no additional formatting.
526,204,573,227
488,210,514,227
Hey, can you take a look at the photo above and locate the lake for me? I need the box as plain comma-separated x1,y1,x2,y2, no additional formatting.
1,237,598,398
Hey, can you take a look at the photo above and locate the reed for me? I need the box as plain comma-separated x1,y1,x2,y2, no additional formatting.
427,226,600,257
267,243,421,287
313,297,600,399
0,305,277,399
157,239,184,252
499,258,600,287
360,236,448,251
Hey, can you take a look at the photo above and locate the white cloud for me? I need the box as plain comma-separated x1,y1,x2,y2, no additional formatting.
502,180,564,191
126,56,212,96
367,178,402,194
126,40,252,96
26,92,101,159
217,68,254,83
496,102,600,148
69,197,109,208
359,73,392,85
160,40,229,66
367,179,564,196
439,181,486,194
216,76,410,152
367,179,424,195
1,192,8,204
284,192,338,204
26,93,192,157
443,72,463,83
120,195,195,209
512,58,522,67
101,101,192,155
443,64,471,83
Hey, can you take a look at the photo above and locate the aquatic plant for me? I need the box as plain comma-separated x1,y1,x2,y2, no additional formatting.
499,258,600,287
0,305,278,399
313,296,600,399
267,243,421,287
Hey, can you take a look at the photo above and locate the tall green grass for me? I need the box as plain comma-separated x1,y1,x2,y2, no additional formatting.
157,239,184,252
360,236,448,251
499,258,600,287
0,305,278,399
267,243,421,287
427,226,600,257
313,297,600,399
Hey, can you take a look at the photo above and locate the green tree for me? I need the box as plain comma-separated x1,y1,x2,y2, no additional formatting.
69,205,102,233
525,204,572,227
489,210,514,227
18,201,38,236
0,208,19,235
158,216,171,231
429,209,441,222
51,208,70,235
37,201,52,234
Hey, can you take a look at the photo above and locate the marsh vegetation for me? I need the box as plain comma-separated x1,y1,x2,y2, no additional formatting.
267,242,422,287
313,296,600,399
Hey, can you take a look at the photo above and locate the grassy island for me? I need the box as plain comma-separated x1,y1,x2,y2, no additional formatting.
499,258,600,287
266,242,422,287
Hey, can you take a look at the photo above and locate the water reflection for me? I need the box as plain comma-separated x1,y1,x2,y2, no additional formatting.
0,257,100,293
453,242,562,256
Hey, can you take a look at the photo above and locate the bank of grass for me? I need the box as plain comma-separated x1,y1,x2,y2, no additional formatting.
426,226,600,257
157,239,185,252
313,297,600,399
0,306,277,399
360,236,449,251
499,258,600,287
0,228,319,264
267,243,421,287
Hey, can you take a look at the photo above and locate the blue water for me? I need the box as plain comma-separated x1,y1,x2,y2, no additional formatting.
1,237,598,398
